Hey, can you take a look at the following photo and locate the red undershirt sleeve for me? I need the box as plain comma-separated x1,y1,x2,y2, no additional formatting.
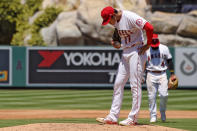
143,22,154,45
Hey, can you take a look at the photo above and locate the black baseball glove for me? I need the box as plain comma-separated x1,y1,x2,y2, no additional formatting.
112,28,121,42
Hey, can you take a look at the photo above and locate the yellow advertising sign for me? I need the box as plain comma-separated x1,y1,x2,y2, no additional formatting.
0,70,8,81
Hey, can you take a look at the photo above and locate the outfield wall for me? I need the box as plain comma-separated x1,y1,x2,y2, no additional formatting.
0,46,196,88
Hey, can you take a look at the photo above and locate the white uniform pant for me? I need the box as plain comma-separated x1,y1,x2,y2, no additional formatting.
146,72,168,119
108,45,146,122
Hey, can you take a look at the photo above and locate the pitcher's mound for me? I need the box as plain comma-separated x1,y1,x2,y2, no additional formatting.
0,123,186,131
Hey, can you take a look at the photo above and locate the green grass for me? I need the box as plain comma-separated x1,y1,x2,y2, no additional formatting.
0,118,95,128
0,89,196,130
0,89,196,110
0,118,196,131
153,119,197,131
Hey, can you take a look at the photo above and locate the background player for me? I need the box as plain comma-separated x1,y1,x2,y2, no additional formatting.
96,6,153,126
145,34,178,123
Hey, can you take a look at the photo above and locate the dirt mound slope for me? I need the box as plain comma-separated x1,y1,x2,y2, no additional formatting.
0,123,187,131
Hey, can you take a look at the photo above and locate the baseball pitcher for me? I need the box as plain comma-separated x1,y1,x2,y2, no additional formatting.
96,6,153,126
145,34,178,123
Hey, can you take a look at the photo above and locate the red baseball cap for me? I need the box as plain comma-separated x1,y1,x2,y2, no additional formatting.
151,34,160,47
101,6,114,25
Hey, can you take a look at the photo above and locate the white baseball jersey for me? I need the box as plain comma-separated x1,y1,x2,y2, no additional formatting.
146,44,172,71
114,10,147,49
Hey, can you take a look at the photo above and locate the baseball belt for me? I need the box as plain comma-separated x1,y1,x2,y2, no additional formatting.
124,42,143,49
148,70,166,73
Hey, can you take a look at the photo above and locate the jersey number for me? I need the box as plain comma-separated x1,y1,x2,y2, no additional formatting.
124,36,131,44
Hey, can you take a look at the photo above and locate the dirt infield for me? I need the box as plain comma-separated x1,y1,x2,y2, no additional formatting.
0,110,196,119
0,110,195,131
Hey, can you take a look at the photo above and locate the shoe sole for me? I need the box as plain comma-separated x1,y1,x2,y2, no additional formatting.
96,118,117,125
119,122,137,126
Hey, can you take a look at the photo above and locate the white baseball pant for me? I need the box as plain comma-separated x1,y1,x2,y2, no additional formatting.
108,43,146,122
146,72,168,119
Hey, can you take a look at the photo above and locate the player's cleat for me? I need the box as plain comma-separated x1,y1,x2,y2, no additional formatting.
119,118,137,126
96,117,117,125
150,117,157,123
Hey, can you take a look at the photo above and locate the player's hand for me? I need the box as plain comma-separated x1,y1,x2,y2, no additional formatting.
138,44,151,55
141,76,145,84
111,40,121,49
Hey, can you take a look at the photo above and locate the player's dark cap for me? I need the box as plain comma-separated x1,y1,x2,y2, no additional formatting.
101,6,114,25
151,34,160,47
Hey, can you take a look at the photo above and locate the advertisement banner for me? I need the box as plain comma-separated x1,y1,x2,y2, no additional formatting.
175,48,197,87
0,47,11,85
12,47,26,87
27,47,122,87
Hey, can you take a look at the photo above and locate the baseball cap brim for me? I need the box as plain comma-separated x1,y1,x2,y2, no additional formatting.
102,17,111,25
151,39,160,47
151,42,160,47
